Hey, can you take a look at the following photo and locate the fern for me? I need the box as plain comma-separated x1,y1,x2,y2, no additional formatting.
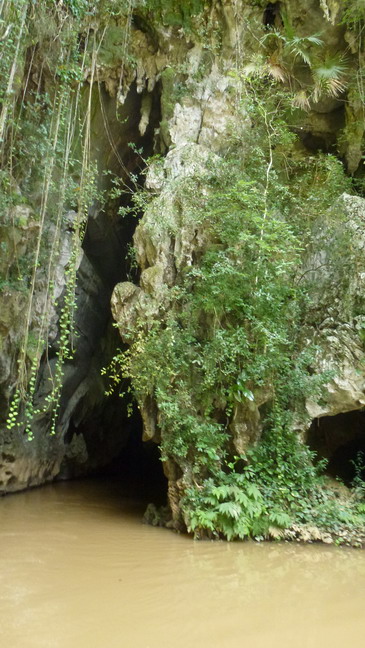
218,501,242,520
211,485,231,500
268,509,292,528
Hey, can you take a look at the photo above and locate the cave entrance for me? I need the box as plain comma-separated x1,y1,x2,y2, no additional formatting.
263,2,282,28
307,410,365,485
65,402,168,506
57,77,167,507
101,409,168,506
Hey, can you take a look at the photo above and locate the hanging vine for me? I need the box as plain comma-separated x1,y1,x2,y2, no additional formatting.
1,2,108,438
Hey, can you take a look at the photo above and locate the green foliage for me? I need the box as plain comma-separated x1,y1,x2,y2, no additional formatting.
51,0,132,20
312,53,348,101
249,12,349,109
183,473,268,541
104,77,362,540
51,0,208,30
351,451,365,494
141,0,206,30
183,414,365,540
114,146,309,472
1,0,101,437
261,17,323,68
342,0,365,28
58,0,89,18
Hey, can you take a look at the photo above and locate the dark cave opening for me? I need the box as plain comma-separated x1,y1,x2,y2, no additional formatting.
65,404,168,505
263,2,282,28
307,410,365,485
102,413,168,506
82,80,161,289
56,79,168,507
291,104,346,158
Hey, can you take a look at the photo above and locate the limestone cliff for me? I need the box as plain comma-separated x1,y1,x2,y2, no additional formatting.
1,0,365,543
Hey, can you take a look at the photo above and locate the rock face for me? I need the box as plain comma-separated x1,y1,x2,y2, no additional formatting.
111,148,365,523
1,0,365,500
0,214,127,492
308,189,365,410
109,4,365,521
304,194,365,420
0,84,157,492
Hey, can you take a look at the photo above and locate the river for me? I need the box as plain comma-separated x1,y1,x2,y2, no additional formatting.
1,479,365,648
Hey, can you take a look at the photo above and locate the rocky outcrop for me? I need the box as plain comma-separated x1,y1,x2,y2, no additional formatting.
109,2,365,518
304,194,365,420
0,216,126,492
1,0,365,497
0,84,155,492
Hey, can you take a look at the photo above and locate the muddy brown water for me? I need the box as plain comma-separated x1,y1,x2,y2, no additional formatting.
1,480,365,648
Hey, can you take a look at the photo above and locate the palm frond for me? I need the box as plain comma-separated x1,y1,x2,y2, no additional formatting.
304,34,324,47
267,53,288,83
284,34,324,66
285,40,312,66
312,53,348,100
312,54,348,80
240,53,268,79
241,52,287,84
292,89,311,111
281,11,296,40
260,29,286,46
267,63,287,83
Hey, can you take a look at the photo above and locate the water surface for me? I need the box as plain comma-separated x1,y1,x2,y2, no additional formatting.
1,480,365,648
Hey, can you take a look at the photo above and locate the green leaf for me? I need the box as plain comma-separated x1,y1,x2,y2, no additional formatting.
218,501,242,520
